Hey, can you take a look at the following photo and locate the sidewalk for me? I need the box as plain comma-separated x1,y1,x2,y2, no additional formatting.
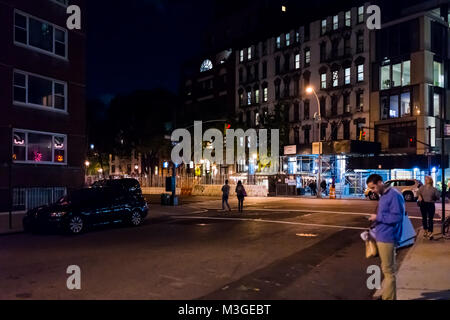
396,229,450,300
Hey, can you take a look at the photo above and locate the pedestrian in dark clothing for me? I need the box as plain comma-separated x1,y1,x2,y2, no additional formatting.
235,181,246,213
417,176,441,240
320,180,328,196
221,180,231,212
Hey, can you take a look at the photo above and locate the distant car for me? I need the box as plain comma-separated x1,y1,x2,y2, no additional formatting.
23,179,148,235
365,179,423,202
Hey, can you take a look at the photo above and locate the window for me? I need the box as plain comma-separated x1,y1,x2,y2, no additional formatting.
294,103,300,121
13,70,67,111
433,93,441,117
320,124,327,141
276,36,281,49
304,48,311,66
401,92,411,117
345,10,351,27
247,92,252,105
263,87,268,102
255,112,260,126
13,129,67,165
304,100,310,120
255,89,260,104
434,61,444,88
320,42,327,62
333,15,339,30
321,73,327,89
380,60,411,89
240,50,244,62
402,61,411,86
304,127,310,144
357,64,364,82
239,92,245,106
321,19,327,35
248,47,252,60
320,97,326,117
262,61,268,78
345,67,351,84
286,33,290,46
331,96,338,115
295,53,301,69
332,70,339,87
343,93,350,113
14,11,67,58
356,91,364,112
343,122,350,140
356,33,364,53
358,6,364,23
239,68,244,83
295,31,300,43
392,63,401,87
200,59,213,72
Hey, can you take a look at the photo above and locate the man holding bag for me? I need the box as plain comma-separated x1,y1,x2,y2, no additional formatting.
366,174,405,300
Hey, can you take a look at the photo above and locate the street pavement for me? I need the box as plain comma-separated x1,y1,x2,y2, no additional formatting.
0,196,435,300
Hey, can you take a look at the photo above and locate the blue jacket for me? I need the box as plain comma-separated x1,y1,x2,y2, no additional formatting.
375,187,405,244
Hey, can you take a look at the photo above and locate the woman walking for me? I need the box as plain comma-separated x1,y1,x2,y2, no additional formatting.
417,176,441,240
235,181,247,213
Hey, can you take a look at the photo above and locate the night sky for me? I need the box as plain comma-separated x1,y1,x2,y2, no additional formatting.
87,0,214,102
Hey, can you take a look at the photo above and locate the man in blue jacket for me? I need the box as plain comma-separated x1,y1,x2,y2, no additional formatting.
367,174,405,300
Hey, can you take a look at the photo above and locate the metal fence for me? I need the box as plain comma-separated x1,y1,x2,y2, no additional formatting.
13,187,67,211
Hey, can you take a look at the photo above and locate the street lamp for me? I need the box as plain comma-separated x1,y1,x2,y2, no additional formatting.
306,86,323,199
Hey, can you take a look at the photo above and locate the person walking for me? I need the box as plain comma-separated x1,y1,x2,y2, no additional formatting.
221,180,231,212
235,181,247,213
366,174,405,300
417,176,441,240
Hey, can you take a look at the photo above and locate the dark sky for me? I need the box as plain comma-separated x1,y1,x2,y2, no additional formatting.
87,0,214,102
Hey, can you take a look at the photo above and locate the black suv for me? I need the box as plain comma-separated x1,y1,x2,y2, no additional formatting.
23,179,148,235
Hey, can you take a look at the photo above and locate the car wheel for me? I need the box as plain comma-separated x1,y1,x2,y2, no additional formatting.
404,192,414,202
67,215,85,235
129,210,144,227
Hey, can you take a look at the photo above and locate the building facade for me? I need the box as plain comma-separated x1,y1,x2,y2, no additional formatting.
0,0,86,212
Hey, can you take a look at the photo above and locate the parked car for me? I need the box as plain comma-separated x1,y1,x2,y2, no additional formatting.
23,179,148,235
365,179,423,202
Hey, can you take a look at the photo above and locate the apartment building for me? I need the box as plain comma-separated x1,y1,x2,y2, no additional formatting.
0,0,86,212
236,3,372,152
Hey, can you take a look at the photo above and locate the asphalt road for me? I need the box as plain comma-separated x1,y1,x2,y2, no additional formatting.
0,196,423,300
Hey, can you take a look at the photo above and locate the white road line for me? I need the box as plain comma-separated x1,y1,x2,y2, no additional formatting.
172,215,368,231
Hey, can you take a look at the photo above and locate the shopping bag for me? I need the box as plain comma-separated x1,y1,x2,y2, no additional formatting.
365,238,378,259
397,212,416,249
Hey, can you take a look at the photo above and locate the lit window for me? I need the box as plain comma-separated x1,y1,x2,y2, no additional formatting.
282,5,287,12
13,70,67,111
357,64,364,82
295,54,300,69
434,61,444,88
247,92,252,105
381,64,391,89
14,11,67,58
248,47,252,60
276,36,281,49
286,33,290,46
345,10,351,26
345,68,351,84
240,50,244,62
321,73,327,89
12,129,67,165
402,61,411,86
305,49,311,66
255,89,260,104
263,87,268,102
392,63,401,87
321,19,327,35
358,6,365,23
332,70,339,87
200,59,213,72
333,15,339,30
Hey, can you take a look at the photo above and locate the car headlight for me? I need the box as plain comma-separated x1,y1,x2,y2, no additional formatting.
50,212,67,217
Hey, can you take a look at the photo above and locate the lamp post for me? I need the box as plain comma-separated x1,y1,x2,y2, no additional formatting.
306,86,322,199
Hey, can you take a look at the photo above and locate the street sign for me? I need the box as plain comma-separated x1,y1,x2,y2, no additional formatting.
286,179,297,186
284,145,297,155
